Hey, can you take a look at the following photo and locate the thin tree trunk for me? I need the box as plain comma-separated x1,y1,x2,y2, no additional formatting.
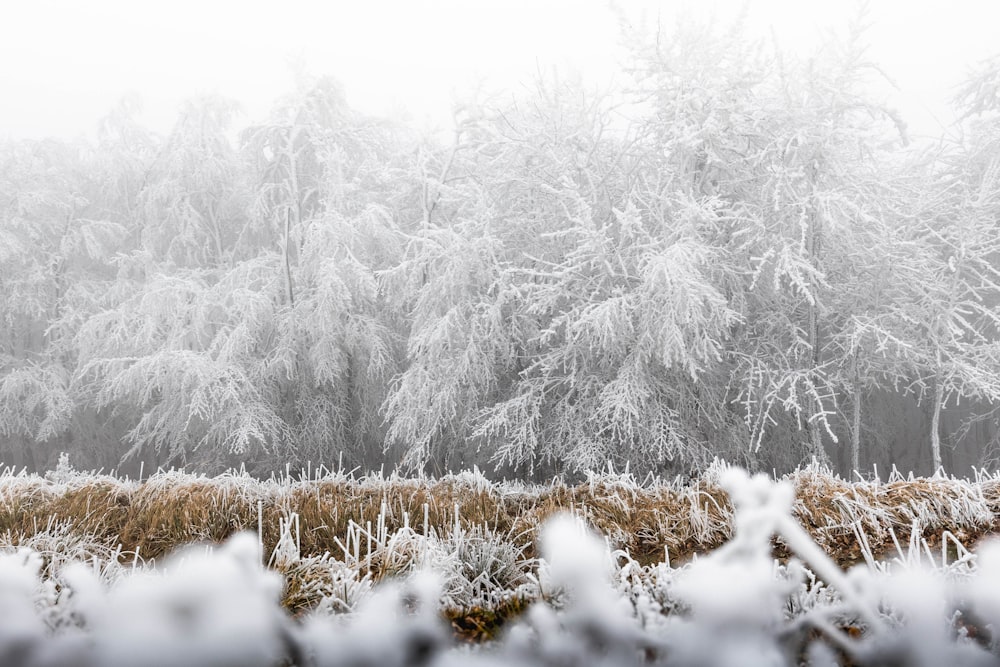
851,350,861,472
928,307,946,474
206,201,226,267
807,295,824,463
851,392,862,474
51,213,73,365
421,139,458,228
931,372,944,474
282,127,301,307
283,208,295,307
805,164,828,466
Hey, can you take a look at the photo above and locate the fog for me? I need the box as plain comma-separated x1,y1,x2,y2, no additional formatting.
3,0,998,141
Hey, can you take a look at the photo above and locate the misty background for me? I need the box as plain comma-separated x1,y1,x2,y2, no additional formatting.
2,1,1000,479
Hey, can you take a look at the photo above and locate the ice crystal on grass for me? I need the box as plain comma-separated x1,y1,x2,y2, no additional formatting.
3,466,1000,664
300,571,448,667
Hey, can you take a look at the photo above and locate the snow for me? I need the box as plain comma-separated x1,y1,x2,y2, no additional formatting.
0,467,999,665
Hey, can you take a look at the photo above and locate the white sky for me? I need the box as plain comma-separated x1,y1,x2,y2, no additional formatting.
1,0,998,142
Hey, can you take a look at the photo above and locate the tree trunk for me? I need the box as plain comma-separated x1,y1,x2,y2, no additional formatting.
930,374,944,474
206,201,226,267
283,208,295,307
282,128,301,307
805,161,829,467
851,354,861,474
851,392,862,474
51,213,73,366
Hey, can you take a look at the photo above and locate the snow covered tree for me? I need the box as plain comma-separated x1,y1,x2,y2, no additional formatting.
894,58,1000,472
74,80,413,472
240,75,414,468
0,134,131,468
622,13,914,472
6,22,1000,480
381,73,743,477
137,96,252,268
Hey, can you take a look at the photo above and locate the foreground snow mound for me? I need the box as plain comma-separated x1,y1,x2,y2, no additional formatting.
2,466,1000,665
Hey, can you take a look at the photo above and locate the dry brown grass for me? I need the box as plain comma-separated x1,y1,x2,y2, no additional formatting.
2,462,1000,628
783,468,995,564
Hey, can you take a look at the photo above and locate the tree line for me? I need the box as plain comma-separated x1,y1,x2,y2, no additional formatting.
3,18,1000,478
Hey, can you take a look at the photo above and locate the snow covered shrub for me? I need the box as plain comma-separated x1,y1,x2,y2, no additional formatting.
446,523,533,607
276,552,374,616
82,533,290,667
0,532,294,667
0,549,50,662
0,518,126,583
306,558,374,615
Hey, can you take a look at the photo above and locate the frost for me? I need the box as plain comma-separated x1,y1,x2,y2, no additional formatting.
0,468,999,665
90,533,287,667
0,549,47,657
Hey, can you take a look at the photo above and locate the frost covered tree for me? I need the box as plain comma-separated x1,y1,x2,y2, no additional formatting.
381,72,742,476
240,75,414,468
616,14,913,472
0,133,131,468
378,16,931,477
897,57,1000,472
136,96,252,268
5,19,1000,479
74,79,413,472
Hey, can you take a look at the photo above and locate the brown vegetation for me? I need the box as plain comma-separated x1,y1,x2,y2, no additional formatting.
1,463,998,640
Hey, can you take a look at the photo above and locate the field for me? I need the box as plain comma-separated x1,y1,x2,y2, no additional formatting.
2,459,1000,665
4,3,1000,664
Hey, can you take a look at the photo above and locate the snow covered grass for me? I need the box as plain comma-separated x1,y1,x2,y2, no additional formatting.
4,459,1000,660
2,459,997,575
3,463,1000,665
